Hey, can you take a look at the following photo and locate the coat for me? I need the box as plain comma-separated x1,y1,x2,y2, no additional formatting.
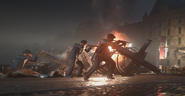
9,55,32,72
69,43,92,60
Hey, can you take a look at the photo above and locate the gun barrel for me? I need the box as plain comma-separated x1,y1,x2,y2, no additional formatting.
87,45,98,47
114,40,131,43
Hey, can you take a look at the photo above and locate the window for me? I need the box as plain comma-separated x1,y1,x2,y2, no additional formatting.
168,19,171,25
179,17,182,24
158,31,161,37
167,60,169,65
168,29,170,35
178,38,181,44
159,21,161,27
167,39,170,45
149,32,152,38
178,59,181,66
150,23,153,29
178,27,181,34
158,41,160,46
167,51,170,56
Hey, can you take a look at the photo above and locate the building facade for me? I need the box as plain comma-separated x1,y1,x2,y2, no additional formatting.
118,0,185,68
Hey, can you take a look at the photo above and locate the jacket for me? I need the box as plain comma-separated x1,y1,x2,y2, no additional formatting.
69,43,91,59
9,55,32,72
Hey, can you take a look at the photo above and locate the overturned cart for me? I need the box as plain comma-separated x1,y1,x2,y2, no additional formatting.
38,39,160,76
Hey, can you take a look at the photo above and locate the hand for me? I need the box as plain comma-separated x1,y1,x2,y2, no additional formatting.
27,61,36,64
110,43,120,49
37,55,41,57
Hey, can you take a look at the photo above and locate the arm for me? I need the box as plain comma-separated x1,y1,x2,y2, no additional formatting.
85,46,92,52
96,39,109,53
17,55,27,60
73,43,83,48
96,44,108,53
31,54,41,63
26,54,41,64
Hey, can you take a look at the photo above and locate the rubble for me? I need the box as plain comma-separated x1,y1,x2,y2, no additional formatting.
0,39,162,78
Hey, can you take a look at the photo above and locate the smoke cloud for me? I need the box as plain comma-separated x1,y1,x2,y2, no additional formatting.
91,0,137,29
91,0,157,29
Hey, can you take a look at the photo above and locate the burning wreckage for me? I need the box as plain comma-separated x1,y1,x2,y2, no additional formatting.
1,39,161,78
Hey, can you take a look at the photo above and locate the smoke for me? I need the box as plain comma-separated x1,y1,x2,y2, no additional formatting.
111,30,129,41
91,0,138,29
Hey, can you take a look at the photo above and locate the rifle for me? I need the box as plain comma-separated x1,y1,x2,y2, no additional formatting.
87,45,98,47
113,40,131,46
90,40,131,62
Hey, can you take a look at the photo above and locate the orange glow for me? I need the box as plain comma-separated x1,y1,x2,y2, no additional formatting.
111,30,129,41
110,31,130,63
108,46,120,62
92,31,130,64
108,46,123,63
108,46,114,52
111,30,130,47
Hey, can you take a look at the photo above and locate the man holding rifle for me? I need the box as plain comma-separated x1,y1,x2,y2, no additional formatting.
65,40,92,78
84,34,126,81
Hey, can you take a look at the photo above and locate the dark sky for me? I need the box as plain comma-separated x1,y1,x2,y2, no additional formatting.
0,0,157,64
0,0,92,44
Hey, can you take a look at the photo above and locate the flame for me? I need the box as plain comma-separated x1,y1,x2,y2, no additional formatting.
112,30,130,47
90,31,130,64
110,31,130,63
111,30,129,41
108,46,123,63
108,46,118,62
108,46,114,52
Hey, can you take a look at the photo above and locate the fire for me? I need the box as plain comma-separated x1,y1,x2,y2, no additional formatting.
111,30,129,41
91,31,130,64
108,45,123,63
108,46,114,52
109,31,130,63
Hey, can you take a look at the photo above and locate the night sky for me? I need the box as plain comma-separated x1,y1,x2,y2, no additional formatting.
0,0,157,64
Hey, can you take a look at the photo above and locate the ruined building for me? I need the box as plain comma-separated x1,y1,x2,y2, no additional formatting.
118,0,185,68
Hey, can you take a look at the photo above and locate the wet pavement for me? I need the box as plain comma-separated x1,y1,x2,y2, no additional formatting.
1,74,185,96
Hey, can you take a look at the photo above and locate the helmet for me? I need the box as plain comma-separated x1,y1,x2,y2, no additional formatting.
107,34,116,39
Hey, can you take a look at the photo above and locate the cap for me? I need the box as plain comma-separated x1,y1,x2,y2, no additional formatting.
107,34,116,39
81,40,87,44
23,50,32,54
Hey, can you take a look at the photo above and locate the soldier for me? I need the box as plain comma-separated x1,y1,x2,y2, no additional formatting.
65,40,92,78
84,34,117,81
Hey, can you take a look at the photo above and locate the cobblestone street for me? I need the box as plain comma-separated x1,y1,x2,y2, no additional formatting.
1,74,185,96
6,79,185,96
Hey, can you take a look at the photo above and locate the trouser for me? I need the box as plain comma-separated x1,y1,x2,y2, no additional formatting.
85,55,116,79
65,58,84,76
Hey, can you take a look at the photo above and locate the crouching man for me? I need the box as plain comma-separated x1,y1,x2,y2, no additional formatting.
65,40,92,78
6,50,40,77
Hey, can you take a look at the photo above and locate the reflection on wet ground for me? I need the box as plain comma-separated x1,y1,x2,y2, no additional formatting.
3,79,185,96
